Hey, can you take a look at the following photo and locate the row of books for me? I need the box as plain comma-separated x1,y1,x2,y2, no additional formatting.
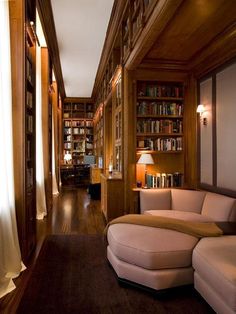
64,128,71,135
146,172,183,188
64,121,71,127
73,128,85,135
26,58,33,84
137,83,183,98
64,135,71,142
64,121,93,127
64,143,72,149
71,120,93,127
86,112,94,118
137,137,183,151
63,113,93,119
27,91,33,109
137,119,183,134
26,42,33,63
63,103,93,111
137,101,183,116
64,136,93,143
26,139,32,160
86,143,93,149
73,103,84,110
26,115,33,133
26,167,34,190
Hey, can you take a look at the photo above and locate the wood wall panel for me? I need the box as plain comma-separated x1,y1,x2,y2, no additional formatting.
183,74,197,188
199,78,213,185
9,0,25,256
52,81,60,185
216,63,236,189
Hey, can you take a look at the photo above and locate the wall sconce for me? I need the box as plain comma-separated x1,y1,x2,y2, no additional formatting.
137,153,154,188
64,152,72,164
197,104,207,126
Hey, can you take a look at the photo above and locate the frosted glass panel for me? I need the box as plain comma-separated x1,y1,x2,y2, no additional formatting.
216,63,236,189
200,78,213,185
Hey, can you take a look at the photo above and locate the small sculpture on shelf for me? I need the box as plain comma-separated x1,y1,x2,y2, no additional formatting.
64,152,72,165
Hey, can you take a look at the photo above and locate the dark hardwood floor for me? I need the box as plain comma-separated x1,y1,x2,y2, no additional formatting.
0,187,105,314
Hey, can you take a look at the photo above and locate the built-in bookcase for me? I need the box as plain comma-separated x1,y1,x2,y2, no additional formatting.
94,103,104,168
113,70,122,172
25,0,36,259
121,0,158,63
63,101,94,165
136,80,184,188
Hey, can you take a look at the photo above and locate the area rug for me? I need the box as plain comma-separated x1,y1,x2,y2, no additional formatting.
17,234,214,314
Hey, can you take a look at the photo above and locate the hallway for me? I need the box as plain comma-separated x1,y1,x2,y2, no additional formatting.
36,187,106,260
38,187,105,236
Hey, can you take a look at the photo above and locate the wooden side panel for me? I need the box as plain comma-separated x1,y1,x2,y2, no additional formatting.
52,81,60,186
184,74,198,188
100,174,124,222
41,47,52,210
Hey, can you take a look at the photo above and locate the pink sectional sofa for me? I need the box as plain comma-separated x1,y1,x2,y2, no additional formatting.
107,188,236,313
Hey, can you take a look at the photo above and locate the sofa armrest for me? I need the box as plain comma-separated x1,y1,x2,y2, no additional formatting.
140,189,171,214
201,192,236,221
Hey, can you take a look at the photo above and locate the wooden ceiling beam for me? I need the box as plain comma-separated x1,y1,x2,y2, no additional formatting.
190,22,236,78
37,0,66,100
64,97,93,103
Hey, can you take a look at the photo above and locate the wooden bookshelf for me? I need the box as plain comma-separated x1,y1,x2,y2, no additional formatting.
62,100,94,165
121,0,158,63
93,102,104,168
112,68,122,172
136,80,184,188
24,1,36,260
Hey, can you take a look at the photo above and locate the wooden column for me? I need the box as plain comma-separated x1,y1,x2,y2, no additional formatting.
41,47,52,210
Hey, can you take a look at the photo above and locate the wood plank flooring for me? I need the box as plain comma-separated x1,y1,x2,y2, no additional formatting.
0,187,105,314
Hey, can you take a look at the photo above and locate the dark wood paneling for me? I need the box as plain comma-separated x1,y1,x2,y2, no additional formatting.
191,22,236,78
147,0,236,62
9,0,25,259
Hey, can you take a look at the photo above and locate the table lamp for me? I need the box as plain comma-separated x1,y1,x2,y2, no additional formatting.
137,153,154,188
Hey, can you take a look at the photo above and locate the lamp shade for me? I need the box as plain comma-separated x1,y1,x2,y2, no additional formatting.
137,153,154,165
197,104,205,114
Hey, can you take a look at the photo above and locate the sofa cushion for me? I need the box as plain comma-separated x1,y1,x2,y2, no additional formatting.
201,192,236,221
193,236,236,312
107,223,198,270
107,246,194,290
140,189,171,214
144,210,213,222
171,189,206,213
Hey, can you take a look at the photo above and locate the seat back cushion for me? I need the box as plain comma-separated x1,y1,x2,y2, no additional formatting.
140,189,171,214
171,189,206,213
201,192,236,221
